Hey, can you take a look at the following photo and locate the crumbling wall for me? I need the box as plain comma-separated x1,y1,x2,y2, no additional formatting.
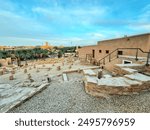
0,59,8,66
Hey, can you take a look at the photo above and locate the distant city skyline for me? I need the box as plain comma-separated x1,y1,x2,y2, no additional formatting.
0,0,150,46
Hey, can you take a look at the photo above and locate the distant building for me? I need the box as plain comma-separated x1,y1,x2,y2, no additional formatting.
0,45,36,51
41,42,53,50
0,46,12,51
13,46,35,50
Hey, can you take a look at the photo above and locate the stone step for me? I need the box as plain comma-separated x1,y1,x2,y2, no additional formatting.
121,68,138,73
115,63,144,68
124,73,150,82
97,77,141,87
83,69,97,76
84,75,98,84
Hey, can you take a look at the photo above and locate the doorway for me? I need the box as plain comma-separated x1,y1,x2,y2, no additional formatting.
92,50,95,58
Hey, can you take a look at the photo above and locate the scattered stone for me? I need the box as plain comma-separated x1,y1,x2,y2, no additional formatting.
29,78,34,83
57,66,61,71
21,82,31,87
69,65,72,69
24,69,27,73
44,74,48,77
48,67,51,71
97,70,103,79
78,68,81,73
47,77,51,83
42,79,46,81
36,69,39,72
27,73,31,79
3,67,6,73
0,70,3,75
9,75,14,80
11,70,15,74
30,82,40,88
62,73,68,81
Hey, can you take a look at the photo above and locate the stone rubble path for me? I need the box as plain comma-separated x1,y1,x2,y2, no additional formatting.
8,73,150,113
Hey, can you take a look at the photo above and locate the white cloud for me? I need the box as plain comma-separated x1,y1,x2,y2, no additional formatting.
128,4,150,31
138,4,150,22
32,6,108,26
0,9,52,38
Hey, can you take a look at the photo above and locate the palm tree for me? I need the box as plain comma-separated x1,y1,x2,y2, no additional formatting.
14,50,22,66
0,51,4,59
0,51,7,59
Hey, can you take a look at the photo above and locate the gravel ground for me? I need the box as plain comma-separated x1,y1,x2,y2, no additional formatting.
8,72,150,113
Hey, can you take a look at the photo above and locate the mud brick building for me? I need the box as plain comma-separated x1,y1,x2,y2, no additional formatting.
78,33,150,65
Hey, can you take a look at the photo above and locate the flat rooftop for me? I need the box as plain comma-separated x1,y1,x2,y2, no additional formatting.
98,33,150,44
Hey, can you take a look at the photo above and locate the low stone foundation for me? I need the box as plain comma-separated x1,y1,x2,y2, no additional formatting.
85,81,150,97
84,73,150,97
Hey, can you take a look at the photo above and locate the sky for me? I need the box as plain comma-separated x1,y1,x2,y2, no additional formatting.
0,0,150,46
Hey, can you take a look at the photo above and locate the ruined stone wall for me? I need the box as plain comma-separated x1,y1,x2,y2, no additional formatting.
85,80,150,97
0,59,8,66
6,58,12,64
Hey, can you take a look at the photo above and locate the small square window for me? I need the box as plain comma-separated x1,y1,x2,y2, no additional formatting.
118,51,123,55
106,50,109,54
99,50,102,53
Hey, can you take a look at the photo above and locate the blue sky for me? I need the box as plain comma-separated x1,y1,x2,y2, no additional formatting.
0,0,150,46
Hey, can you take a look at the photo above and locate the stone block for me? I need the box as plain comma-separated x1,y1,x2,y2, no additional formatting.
33,65,36,68
69,65,72,69
62,73,68,81
83,69,97,76
97,70,102,79
11,70,15,74
0,70,3,75
9,75,14,80
57,66,61,71
24,69,27,73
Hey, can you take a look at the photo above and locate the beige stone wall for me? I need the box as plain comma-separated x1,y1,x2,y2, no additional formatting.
78,34,150,62
102,58,122,73
6,58,12,64
78,45,97,59
148,35,150,51
0,59,8,66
